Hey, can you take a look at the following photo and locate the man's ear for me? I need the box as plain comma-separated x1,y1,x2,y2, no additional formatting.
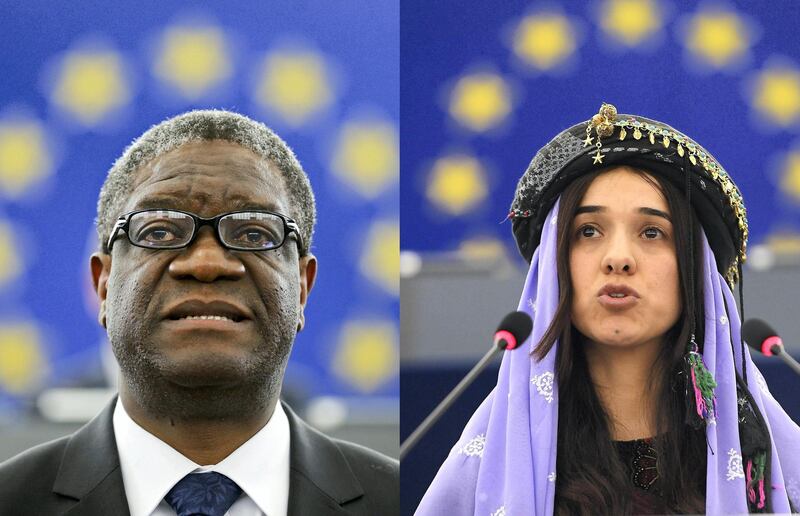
296,253,317,332
90,252,111,328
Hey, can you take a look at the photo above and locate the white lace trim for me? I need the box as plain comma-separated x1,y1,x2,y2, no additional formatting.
755,369,769,395
459,433,486,458
490,506,505,516
726,448,744,481
531,371,554,403
787,477,800,507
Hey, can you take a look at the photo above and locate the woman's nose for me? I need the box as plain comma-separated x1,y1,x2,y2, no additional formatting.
600,235,636,274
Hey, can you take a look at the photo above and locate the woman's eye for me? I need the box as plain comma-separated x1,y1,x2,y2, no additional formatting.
578,226,598,238
642,227,662,239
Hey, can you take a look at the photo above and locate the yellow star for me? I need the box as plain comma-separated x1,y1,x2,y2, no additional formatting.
0,322,46,394
0,119,53,198
51,49,130,126
752,66,800,127
583,134,594,147
332,120,398,198
684,8,750,68
600,0,663,47
0,221,22,287
153,25,232,99
593,151,605,164
780,150,800,201
449,73,511,132
426,155,489,215
359,221,399,295
458,236,507,263
512,13,577,70
333,321,397,393
766,232,800,255
254,50,333,127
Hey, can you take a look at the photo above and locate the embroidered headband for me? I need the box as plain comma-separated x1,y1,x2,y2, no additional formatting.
509,103,748,287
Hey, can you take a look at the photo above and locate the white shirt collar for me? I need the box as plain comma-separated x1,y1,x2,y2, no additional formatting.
113,397,290,516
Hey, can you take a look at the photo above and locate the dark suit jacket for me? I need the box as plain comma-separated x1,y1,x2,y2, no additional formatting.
0,399,398,515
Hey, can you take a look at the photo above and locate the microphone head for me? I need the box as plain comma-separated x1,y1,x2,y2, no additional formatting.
742,318,783,357
494,311,533,350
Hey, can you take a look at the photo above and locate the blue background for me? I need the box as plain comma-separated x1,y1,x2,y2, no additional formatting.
401,0,800,255
0,0,399,415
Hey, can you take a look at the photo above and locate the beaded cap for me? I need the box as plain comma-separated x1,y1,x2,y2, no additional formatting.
510,103,748,287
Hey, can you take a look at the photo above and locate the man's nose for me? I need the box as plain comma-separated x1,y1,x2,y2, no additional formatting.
600,234,636,274
168,227,246,282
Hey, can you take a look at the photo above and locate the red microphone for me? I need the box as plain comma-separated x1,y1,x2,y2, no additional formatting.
492,311,532,350
400,310,532,459
760,335,783,357
743,318,800,377
743,318,784,357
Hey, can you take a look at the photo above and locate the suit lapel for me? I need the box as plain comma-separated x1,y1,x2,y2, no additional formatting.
62,472,130,516
284,403,364,516
53,397,130,516
288,471,351,516
48,398,363,515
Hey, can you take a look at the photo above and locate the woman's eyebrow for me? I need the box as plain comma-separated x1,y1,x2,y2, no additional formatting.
575,205,604,215
638,207,671,221
574,205,671,221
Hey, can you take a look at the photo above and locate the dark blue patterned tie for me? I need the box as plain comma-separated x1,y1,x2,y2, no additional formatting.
164,472,243,516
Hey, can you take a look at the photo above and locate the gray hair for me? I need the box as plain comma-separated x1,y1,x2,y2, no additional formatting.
96,109,316,255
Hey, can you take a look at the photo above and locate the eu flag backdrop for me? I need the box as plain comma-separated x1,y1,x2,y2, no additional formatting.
401,1,800,265
0,1,399,416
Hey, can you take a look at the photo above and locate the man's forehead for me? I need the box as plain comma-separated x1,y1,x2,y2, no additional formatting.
125,140,290,214
130,192,282,212
134,141,274,183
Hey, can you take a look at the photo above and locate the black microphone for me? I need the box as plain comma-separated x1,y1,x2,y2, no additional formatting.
399,311,533,460
742,318,800,377
492,310,533,351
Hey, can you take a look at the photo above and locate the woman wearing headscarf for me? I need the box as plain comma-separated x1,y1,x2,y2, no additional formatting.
415,104,800,515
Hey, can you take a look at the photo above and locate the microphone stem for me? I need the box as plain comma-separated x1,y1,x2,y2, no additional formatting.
400,344,503,460
777,351,800,376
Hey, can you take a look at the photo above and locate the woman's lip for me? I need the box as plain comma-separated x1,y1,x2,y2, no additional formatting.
597,294,639,309
598,284,640,298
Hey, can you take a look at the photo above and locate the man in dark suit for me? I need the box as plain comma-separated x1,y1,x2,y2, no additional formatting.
0,110,398,515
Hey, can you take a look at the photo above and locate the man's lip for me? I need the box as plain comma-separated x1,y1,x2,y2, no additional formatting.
163,317,251,330
597,284,640,298
163,299,252,322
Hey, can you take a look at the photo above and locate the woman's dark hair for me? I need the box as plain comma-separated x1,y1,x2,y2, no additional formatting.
534,166,708,515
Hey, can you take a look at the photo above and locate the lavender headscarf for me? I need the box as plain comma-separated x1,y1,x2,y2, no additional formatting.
416,200,800,515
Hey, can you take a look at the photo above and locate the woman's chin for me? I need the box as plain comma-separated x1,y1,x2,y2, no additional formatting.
584,330,655,350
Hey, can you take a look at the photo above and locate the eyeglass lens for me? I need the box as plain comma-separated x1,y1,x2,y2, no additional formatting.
128,210,286,250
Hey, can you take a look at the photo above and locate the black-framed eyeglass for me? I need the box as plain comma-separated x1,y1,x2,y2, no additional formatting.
106,209,304,253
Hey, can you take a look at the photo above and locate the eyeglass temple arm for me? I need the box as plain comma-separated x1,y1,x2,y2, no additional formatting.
286,220,304,250
106,217,128,251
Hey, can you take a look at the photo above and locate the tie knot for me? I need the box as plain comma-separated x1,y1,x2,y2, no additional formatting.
164,472,243,516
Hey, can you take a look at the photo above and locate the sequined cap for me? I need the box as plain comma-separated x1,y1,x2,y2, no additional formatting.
510,103,748,286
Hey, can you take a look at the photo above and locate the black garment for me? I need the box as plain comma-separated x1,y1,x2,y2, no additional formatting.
615,438,668,515
0,398,398,515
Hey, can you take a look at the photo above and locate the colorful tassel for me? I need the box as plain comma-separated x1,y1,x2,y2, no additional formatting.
746,453,767,510
686,337,717,424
